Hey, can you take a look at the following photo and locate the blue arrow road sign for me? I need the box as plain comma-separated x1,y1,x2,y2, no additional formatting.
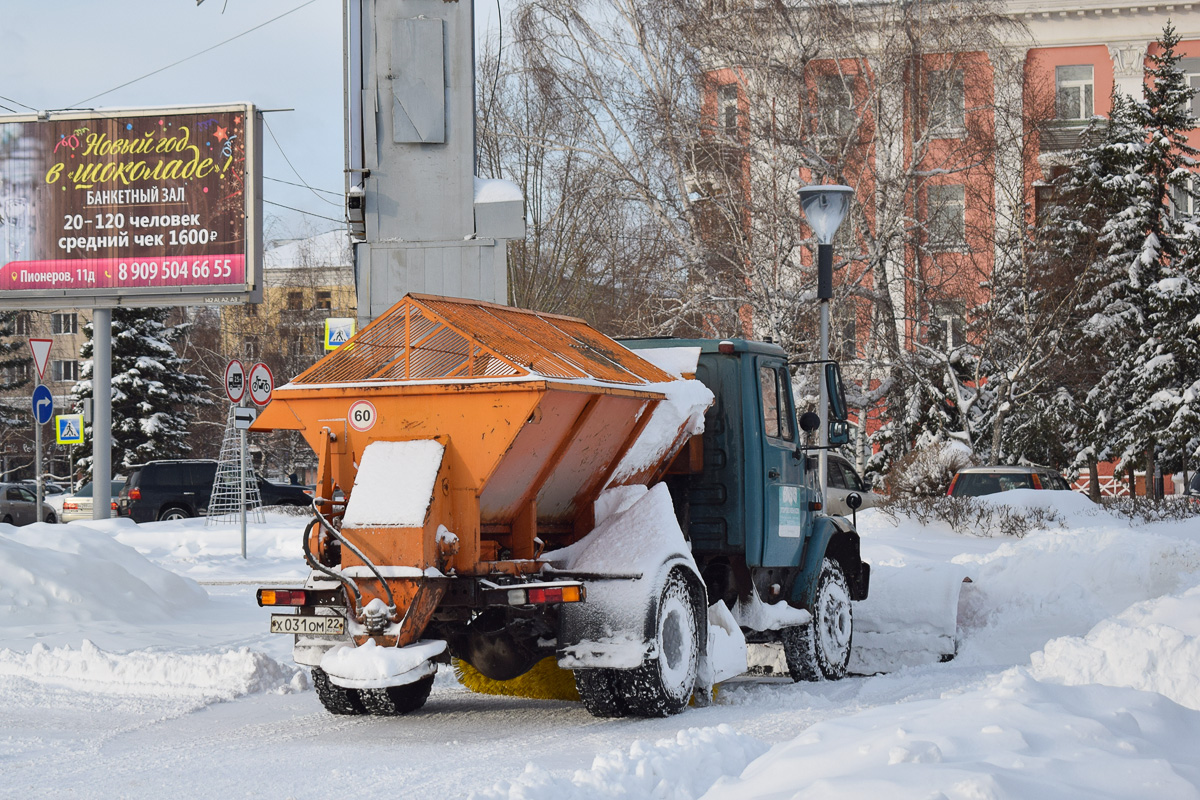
32,384,53,425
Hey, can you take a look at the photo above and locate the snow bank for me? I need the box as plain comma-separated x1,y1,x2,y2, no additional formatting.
472,725,768,800
0,640,305,700
702,669,1200,800
474,176,523,204
0,522,207,625
1031,583,1200,711
342,439,444,528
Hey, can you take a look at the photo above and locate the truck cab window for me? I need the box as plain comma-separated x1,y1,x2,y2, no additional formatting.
759,365,794,442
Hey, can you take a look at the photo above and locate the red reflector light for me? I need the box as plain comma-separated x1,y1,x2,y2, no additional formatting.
718,341,735,354
527,588,546,604
129,488,141,500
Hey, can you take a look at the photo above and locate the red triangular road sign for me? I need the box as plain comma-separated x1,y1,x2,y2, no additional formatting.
29,339,52,380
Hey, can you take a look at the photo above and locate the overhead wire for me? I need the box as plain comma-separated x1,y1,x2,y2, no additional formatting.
68,0,322,108
260,199,340,224
263,118,342,207
0,93,36,112
265,175,342,198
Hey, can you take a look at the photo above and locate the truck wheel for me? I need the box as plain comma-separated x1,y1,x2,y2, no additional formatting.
617,568,701,717
781,558,853,682
311,666,368,715
574,668,629,718
359,674,434,716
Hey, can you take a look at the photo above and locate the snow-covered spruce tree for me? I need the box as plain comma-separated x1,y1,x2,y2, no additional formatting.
1004,97,1144,482
1087,24,1200,485
0,311,29,391
69,308,211,480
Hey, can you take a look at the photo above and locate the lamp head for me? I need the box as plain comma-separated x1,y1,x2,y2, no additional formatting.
798,184,854,245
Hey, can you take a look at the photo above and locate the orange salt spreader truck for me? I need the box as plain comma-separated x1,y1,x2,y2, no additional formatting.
253,294,871,717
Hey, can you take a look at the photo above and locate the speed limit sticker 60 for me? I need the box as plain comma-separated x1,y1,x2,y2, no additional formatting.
348,400,377,432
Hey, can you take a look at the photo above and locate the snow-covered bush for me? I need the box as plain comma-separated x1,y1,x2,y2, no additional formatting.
881,440,977,498
879,496,1067,538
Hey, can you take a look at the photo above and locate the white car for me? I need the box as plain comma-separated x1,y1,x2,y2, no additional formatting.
809,454,883,517
61,479,126,523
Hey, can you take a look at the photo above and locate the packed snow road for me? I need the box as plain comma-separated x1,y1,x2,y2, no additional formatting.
2,493,1199,798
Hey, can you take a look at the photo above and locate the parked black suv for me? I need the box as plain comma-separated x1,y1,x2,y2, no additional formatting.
117,459,313,522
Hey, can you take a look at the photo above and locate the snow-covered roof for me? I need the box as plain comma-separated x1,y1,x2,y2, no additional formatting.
263,229,351,270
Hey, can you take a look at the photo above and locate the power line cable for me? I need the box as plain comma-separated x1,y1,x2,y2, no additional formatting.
265,175,341,197
0,93,36,112
69,0,322,108
263,118,341,207
0,102,17,114
264,199,343,224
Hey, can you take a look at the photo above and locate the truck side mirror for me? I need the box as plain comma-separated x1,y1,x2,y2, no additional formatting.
825,362,848,423
799,412,820,433
828,420,850,446
846,491,863,511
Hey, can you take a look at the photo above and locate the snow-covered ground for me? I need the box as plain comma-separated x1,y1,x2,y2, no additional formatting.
2,492,1198,798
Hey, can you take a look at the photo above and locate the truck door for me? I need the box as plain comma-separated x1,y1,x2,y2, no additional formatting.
756,359,809,567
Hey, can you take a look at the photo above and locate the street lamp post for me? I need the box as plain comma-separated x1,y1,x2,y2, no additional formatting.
798,184,854,509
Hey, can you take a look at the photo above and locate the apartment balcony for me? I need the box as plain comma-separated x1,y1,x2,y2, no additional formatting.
1039,119,1107,157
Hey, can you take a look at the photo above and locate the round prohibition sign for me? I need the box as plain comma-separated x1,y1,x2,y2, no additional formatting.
348,400,378,432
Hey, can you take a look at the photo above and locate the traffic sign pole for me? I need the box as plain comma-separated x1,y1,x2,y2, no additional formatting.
35,384,42,523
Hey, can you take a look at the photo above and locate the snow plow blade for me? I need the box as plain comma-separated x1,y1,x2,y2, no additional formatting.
848,564,971,674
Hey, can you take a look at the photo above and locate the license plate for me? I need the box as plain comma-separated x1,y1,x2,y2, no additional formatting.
270,613,345,636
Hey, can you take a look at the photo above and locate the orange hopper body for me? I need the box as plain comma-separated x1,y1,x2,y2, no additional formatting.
251,294,694,646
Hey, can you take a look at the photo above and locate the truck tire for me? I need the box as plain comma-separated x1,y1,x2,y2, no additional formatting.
574,568,701,718
781,558,853,682
360,674,434,716
574,668,629,718
311,666,368,715
619,568,701,717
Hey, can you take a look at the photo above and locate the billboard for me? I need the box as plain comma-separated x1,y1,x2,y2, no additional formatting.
0,103,262,309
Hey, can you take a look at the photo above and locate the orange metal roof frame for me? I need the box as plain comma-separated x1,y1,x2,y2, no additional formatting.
289,294,674,387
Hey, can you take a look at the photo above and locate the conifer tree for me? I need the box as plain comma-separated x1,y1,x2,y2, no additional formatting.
0,311,29,391
69,308,211,479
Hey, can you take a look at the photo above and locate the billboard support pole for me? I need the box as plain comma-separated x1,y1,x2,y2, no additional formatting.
93,308,112,520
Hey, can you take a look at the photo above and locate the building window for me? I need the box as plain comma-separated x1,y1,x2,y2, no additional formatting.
52,360,79,382
930,300,966,351
1055,65,1094,121
720,84,739,137
14,313,30,336
287,292,303,311
51,313,78,335
817,74,856,139
1182,58,1200,116
927,68,965,134
316,291,332,310
2,362,31,385
926,184,966,249
1171,175,1197,218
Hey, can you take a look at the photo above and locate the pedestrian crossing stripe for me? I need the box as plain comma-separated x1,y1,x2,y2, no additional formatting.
56,414,85,445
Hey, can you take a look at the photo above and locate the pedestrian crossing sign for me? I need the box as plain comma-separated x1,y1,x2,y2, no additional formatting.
324,318,355,351
56,414,84,445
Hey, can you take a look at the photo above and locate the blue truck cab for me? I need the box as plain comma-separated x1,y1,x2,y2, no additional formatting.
623,337,870,680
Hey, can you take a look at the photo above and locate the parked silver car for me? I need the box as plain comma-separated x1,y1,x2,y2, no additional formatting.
0,483,58,526
61,479,126,523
